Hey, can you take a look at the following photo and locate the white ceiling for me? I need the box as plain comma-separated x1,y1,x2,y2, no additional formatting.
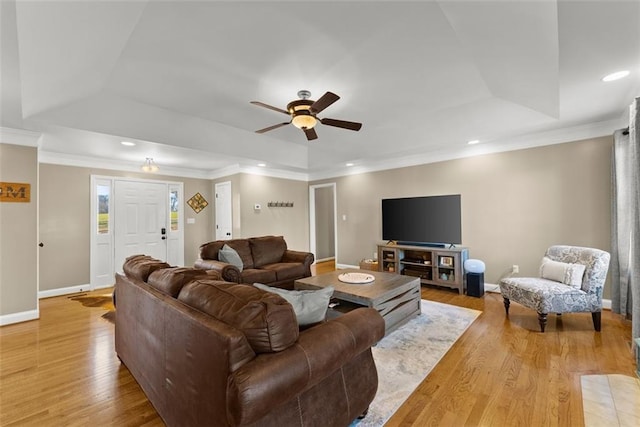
1,0,639,180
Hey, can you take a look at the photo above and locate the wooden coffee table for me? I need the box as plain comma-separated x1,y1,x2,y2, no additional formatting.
294,269,421,335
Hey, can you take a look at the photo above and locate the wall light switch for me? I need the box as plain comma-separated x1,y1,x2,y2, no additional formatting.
342,214,347,221
187,218,195,224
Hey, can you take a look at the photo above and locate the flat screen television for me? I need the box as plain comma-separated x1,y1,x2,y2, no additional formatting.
382,195,462,246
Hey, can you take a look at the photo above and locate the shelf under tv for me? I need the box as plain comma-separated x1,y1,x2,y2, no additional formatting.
377,242,469,294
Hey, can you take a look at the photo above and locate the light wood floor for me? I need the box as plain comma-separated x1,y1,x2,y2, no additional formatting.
0,261,635,426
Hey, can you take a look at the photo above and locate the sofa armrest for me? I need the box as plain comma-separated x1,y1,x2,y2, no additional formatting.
281,249,314,267
226,307,384,425
194,259,241,283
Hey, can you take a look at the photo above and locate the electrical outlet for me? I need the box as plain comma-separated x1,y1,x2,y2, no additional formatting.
512,264,519,274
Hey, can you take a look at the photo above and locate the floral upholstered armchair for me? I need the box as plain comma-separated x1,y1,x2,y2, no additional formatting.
499,245,610,332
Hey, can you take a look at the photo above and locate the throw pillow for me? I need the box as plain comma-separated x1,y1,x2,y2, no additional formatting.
539,257,586,289
219,244,244,272
253,283,334,326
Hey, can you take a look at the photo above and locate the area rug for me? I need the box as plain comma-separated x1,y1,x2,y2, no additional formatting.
69,293,115,323
351,299,481,427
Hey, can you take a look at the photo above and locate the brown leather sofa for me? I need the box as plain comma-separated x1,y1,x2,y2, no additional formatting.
116,255,385,427
194,235,314,289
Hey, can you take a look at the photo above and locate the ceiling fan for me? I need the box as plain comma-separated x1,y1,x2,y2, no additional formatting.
250,90,362,141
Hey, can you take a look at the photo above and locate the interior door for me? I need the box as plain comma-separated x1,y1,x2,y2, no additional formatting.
114,180,167,273
215,181,232,240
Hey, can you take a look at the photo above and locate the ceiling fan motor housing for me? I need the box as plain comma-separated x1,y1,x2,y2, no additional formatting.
288,99,317,129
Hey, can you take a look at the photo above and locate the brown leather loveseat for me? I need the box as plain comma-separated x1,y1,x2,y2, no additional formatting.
115,255,385,427
194,235,314,289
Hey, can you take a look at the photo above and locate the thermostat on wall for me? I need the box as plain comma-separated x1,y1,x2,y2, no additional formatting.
254,204,261,210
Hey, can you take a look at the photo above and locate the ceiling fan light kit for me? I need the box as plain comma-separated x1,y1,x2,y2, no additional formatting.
251,90,362,141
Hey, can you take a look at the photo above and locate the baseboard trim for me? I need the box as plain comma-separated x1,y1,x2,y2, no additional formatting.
38,284,92,299
339,263,358,269
0,309,39,326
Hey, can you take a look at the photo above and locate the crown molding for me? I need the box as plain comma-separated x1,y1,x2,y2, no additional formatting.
38,150,213,179
37,150,310,182
307,117,624,181
236,166,309,182
15,116,626,183
0,127,42,147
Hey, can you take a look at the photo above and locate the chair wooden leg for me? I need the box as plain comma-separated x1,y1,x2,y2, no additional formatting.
503,297,510,315
537,312,547,332
592,311,602,331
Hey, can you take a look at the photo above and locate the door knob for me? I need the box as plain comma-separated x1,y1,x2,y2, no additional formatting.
39,242,44,247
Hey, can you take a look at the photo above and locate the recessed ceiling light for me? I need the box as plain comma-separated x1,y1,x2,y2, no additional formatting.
602,70,630,82
346,163,354,167
467,140,480,145
258,163,266,167
121,141,136,146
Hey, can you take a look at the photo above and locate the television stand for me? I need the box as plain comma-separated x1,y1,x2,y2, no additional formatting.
377,242,469,294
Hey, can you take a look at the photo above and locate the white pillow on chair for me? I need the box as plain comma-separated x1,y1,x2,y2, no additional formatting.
539,257,586,289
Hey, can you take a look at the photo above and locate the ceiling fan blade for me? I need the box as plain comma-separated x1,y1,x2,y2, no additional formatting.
255,122,290,134
304,128,318,141
309,91,340,114
320,118,362,131
250,101,289,115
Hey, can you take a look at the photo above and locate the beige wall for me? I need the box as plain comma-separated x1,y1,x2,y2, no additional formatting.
4,134,613,306
212,173,310,252
312,136,613,296
38,164,213,291
0,144,38,317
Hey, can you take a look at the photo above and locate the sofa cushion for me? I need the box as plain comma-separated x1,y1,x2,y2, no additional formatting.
219,244,244,272
260,262,307,282
254,283,334,326
240,268,277,284
199,241,225,260
178,279,298,353
224,239,254,269
250,236,287,268
147,267,210,298
123,254,171,282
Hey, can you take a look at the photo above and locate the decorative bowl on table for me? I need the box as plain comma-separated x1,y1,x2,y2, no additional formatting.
338,272,375,284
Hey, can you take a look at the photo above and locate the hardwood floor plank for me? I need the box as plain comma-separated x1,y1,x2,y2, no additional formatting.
0,264,635,426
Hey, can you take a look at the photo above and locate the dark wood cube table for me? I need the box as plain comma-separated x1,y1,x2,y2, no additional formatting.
295,269,421,335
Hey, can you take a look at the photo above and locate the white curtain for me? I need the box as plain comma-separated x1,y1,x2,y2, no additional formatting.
611,97,640,354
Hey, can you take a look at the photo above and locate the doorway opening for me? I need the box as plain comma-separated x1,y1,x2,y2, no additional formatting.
309,183,337,263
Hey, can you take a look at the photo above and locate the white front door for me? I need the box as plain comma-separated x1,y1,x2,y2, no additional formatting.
215,181,232,240
114,180,167,273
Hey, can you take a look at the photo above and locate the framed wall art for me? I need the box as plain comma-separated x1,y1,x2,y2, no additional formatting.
187,192,208,213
